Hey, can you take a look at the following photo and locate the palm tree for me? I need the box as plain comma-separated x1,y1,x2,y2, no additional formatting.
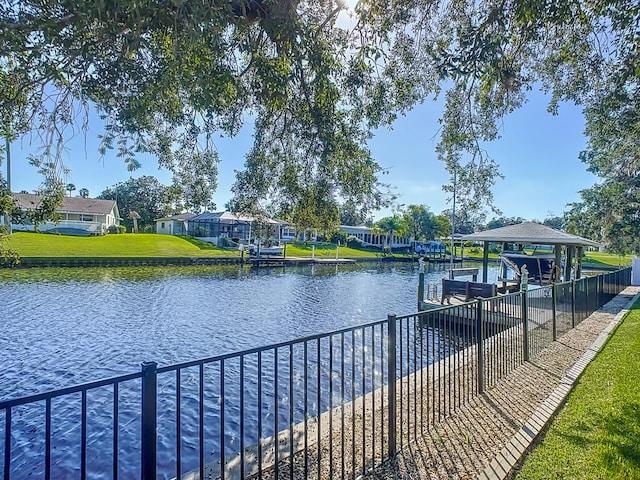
374,215,408,252
66,183,76,197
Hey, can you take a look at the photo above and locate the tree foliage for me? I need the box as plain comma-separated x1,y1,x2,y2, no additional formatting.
98,176,172,232
339,200,371,226
1,0,638,231
485,216,525,230
542,215,564,231
566,79,640,253
374,214,408,247
402,204,443,242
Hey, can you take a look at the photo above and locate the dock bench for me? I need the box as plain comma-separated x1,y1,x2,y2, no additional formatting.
441,278,497,304
449,267,479,281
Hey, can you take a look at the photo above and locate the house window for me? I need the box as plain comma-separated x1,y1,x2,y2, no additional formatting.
161,222,165,228
80,214,94,222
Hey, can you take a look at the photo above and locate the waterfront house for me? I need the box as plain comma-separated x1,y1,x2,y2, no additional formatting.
339,225,412,249
11,193,120,236
187,211,290,246
155,213,196,235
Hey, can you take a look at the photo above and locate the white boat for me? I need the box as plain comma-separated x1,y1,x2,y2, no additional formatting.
248,244,285,256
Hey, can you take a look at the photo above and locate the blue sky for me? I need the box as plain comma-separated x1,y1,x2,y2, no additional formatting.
6,89,596,222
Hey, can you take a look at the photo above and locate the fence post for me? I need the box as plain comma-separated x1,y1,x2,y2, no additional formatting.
476,301,485,394
417,261,425,311
551,283,557,342
141,361,158,480
521,291,529,362
387,314,397,458
571,280,576,328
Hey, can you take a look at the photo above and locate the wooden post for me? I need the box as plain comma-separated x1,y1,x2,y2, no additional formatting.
576,246,583,279
554,244,562,281
565,246,573,281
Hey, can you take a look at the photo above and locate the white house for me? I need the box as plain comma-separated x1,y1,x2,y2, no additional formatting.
339,225,412,249
11,193,120,236
155,213,196,235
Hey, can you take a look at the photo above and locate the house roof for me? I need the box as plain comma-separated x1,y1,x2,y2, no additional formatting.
340,225,373,232
462,222,599,247
190,211,281,224
13,193,118,215
155,213,196,222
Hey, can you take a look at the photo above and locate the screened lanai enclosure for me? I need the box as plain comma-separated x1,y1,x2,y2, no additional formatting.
187,211,287,246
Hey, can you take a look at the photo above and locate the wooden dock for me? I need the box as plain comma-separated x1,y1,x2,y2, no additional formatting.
418,301,518,334
248,256,357,267
418,296,551,335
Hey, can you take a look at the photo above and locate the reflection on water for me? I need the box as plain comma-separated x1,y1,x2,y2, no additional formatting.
2,261,500,399
1,260,500,479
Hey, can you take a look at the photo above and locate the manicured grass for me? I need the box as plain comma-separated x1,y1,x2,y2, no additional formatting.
8,231,633,266
6,232,385,259
515,301,640,480
584,251,632,267
7,231,237,257
285,241,384,258
462,247,632,267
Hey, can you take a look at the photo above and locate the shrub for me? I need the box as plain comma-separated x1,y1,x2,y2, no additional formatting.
346,235,365,248
330,230,348,245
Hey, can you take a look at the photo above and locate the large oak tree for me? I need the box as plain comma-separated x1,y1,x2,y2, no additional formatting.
1,1,638,241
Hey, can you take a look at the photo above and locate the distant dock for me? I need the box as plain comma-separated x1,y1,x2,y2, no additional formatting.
248,256,357,268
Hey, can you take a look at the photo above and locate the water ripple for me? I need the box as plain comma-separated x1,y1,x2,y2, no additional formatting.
1,261,499,479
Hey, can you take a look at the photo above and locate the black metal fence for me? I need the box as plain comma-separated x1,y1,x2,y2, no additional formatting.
1,268,631,480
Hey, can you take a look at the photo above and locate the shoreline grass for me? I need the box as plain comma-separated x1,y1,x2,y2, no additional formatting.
4,231,632,266
7,231,237,257
5,231,386,259
514,300,640,480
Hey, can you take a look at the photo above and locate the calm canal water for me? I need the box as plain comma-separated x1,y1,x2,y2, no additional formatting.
1,260,499,479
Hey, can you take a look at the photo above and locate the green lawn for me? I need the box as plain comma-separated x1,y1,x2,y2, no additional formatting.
6,232,238,257
5,232,635,266
5,231,385,259
515,301,640,480
583,251,633,267
285,241,385,258
462,246,632,267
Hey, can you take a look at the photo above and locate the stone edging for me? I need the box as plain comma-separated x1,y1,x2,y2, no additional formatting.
477,291,640,480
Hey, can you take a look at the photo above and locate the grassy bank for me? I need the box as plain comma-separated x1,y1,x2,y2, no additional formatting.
515,300,640,480
5,231,633,266
7,232,235,257
5,232,384,259
583,251,633,267
460,247,632,267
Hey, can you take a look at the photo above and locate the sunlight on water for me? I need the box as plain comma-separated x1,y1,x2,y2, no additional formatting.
1,261,501,479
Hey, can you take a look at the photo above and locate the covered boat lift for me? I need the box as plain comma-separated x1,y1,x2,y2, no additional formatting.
462,222,600,284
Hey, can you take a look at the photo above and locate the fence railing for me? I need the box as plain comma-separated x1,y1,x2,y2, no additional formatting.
1,267,631,480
